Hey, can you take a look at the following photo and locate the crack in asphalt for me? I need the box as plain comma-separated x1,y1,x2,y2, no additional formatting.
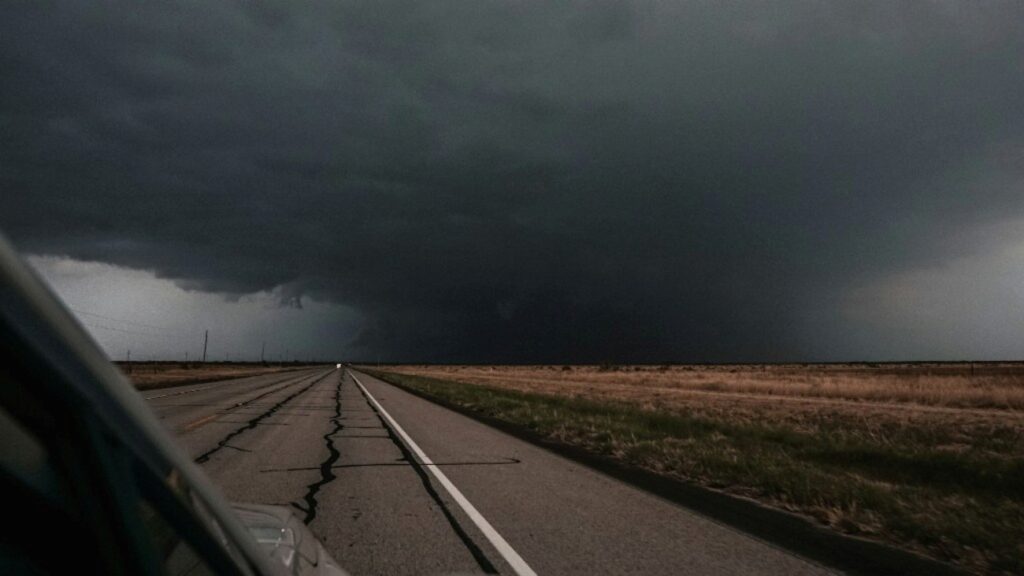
170,370,320,431
294,372,345,524
262,457,522,473
150,368,317,403
351,373,499,574
221,443,252,453
211,420,290,426
194,370,332,464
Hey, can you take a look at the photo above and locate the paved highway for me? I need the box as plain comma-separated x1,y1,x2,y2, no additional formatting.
144,367,837,575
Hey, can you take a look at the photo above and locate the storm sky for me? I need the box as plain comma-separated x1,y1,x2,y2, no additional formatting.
3,1,1024,362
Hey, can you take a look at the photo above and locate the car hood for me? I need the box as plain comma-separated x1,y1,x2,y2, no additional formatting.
232,503,348,576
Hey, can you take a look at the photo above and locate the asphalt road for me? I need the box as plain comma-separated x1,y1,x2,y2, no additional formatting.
144,367,838,576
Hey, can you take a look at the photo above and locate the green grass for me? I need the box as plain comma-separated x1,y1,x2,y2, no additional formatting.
363,368,1024,575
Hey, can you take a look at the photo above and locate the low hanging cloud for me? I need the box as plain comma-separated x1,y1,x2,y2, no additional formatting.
3,1,1024,361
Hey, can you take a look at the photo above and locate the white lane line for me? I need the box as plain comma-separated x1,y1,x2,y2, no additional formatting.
350,372,538,576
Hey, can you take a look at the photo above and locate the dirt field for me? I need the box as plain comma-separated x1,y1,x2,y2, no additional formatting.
117,362,307,390
375,364,1024,575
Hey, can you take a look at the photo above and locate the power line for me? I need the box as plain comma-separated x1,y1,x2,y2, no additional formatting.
81,321,183,340
69,307,169,331
70,306,198,343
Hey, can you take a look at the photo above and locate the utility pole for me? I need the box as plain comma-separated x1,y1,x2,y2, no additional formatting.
202,330,209,363
261,341,266,364
126,349,132,374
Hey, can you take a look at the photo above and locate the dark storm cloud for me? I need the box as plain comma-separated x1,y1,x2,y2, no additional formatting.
3,1,1024,361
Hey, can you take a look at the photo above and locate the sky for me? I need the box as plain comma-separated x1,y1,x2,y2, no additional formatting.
3,1,1024,363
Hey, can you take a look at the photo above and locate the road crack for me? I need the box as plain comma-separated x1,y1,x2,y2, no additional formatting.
294,372,345,524
175,371,318,433
352,373,498,574
221,443,252,453
194,370,332,464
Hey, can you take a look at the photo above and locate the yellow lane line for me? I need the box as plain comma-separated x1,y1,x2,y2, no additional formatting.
179,413,221,433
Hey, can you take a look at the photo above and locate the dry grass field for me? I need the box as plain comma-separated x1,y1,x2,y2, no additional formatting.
368,363,1024,575
118,362,303,390
384,363,1024,410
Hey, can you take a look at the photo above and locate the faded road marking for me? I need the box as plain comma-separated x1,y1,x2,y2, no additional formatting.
179,413,220,433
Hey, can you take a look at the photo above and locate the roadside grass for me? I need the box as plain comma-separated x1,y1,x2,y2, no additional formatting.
385,363,1024,409
362,368,1024,575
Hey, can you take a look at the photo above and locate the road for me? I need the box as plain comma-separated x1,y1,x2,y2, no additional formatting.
144,367,837,576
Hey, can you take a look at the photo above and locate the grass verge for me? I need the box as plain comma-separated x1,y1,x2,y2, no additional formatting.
361,368,1022,575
